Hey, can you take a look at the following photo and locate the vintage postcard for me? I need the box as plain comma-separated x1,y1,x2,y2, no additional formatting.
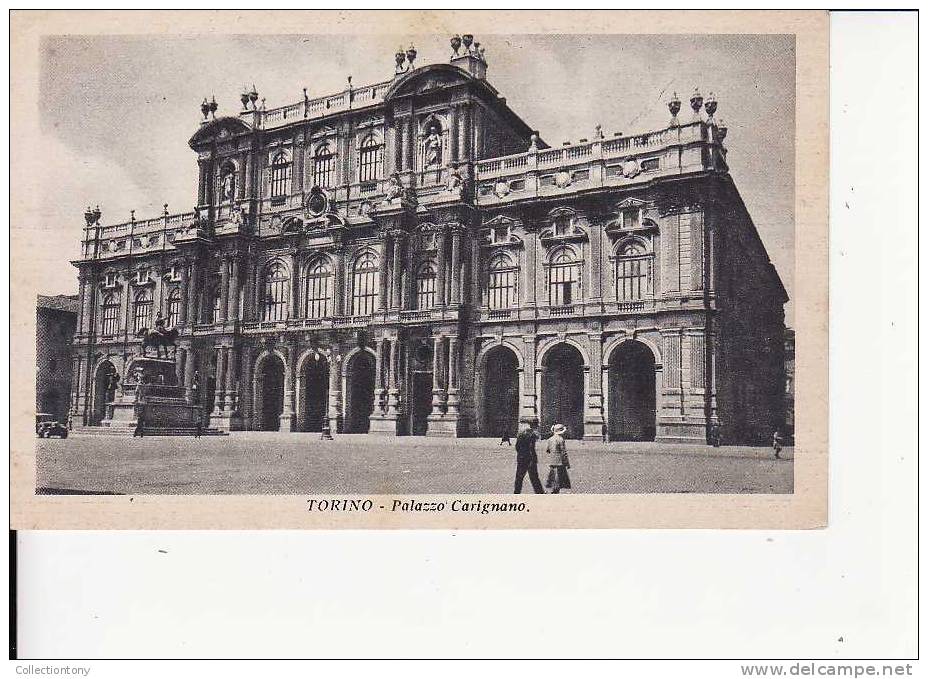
11,10,828,528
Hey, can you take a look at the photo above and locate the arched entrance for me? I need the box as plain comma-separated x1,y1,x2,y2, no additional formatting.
256,354,285,431
299,354,329,432
92,360,117,425
608,340,656,441
541,343,585,439
344,350,375,433
481,346,520,438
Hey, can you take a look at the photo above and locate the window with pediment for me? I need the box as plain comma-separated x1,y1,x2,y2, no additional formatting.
302,257,333,319
614,239,653,301
547,246,581,306
351,252,379,316
415,261,437,310
270,152,291,201
101,293,120,336
487,253,518,310
133,289,153,332
262,260,291,322
313,143,336,189
358,134,383,183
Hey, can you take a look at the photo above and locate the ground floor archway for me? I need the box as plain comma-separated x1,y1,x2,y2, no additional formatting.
92,360,117,425
540,343,585,439
256,354,285,431
344,350,375,433
481,346,520,438
299,354,329,432
608,340,656,441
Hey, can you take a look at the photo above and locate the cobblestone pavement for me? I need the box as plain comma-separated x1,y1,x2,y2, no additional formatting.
35,432,793,495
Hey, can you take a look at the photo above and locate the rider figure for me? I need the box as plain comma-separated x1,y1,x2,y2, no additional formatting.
153,312,167,335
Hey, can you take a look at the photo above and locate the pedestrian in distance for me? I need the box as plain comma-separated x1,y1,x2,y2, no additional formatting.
195,419,202,438
544,423,571,494
133,412,145,438
499,430,512,446
513,419,544,494
772,430,784,459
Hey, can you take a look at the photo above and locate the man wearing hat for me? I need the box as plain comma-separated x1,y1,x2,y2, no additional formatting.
513,418,544,494
544,423,572,493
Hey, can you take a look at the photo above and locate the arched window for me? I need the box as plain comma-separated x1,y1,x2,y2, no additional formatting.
270,152,291,200
615,240,652,301
358,134,383,182
101,293,120,336
262,260,291,322
302,257,333,319
415,262,437,310
167,288,182,327
351,252,378,317
219,163,236,203
313,143,336,189
487,254,518,310
548,247,581,306
133,289,153,332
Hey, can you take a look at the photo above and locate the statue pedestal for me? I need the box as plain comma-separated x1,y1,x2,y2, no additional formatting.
101,356,225,436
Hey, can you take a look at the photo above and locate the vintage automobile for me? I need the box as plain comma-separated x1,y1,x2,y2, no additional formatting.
36,413,68,438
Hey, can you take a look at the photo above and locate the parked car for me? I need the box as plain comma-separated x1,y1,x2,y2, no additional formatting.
36,413,68,438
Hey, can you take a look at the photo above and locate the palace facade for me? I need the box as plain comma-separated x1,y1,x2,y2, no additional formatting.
69,36,787,442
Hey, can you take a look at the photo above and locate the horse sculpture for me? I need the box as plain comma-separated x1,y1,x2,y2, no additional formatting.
136,325,179,359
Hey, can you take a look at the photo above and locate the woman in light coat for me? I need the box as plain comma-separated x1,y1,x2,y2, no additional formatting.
544,423,571,493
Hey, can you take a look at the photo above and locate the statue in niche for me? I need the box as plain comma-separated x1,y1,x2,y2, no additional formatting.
424,122,442,168
220,171,235,202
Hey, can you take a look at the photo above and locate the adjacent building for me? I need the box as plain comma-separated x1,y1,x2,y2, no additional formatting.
37,294,80,423
69,36,787,442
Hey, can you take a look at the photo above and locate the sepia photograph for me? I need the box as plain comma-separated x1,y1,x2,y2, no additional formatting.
12,11,828,528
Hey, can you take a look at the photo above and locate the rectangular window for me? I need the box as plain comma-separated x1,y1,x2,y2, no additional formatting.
488,269,516,310
167,294,182,327
304,273,332,319
416,274,436,310
352,269,378,317
101,299,120,336
617,258,649,301
133,299,153,332
549,263,579,306
271,163,291,199
358,144,383,183
314,154,336,189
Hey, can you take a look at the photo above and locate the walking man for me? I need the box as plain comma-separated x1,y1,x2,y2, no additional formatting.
513,419,544,494
773,429,784,459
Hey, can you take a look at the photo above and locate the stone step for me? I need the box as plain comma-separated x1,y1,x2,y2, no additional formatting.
70,426,227,437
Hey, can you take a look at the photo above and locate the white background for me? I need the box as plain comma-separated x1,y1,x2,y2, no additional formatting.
7,11,919,669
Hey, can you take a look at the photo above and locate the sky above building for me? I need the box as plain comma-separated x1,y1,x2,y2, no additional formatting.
34,33,795,321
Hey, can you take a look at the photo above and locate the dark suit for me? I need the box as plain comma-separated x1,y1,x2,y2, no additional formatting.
514,429,545,494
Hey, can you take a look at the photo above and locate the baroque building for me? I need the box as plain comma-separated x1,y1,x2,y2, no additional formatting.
69,36,787,443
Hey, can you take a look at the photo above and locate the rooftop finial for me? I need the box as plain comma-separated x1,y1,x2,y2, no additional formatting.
450,34,462,58
249,84,258,110
668,91,681,126
405,44,417,68
704,91,718,123
690,87,704,120
208,95,218,119
200,97,210,121
394,46,407,75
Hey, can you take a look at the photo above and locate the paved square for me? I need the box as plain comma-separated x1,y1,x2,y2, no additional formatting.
35,433,793,495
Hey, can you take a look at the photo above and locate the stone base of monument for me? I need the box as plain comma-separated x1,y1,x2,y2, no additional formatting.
96,356,227,437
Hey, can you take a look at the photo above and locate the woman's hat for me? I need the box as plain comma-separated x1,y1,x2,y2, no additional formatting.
551,423,567,435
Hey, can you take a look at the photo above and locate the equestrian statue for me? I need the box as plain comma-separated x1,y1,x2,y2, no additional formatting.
136,312,179,359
